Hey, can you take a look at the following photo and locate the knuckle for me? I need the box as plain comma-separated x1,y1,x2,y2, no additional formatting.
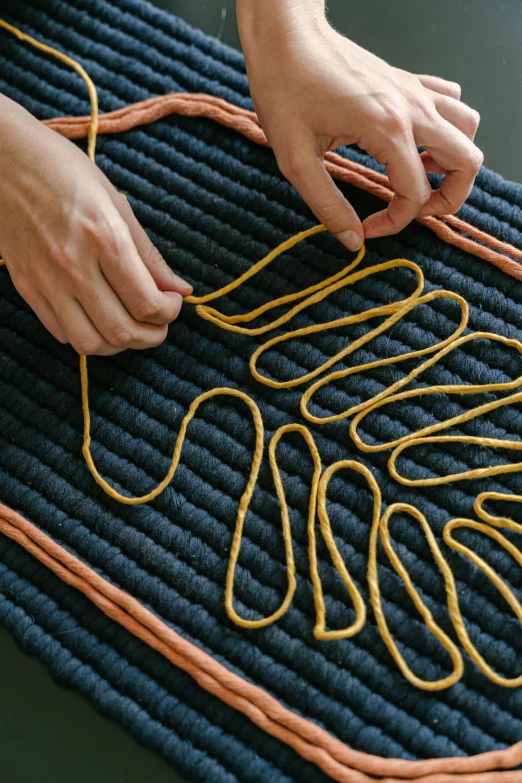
108,326,134,348
132,295,162,322
375,103,409,137
314,201,347,229
81,212,118,243
437,190,462,215
143,242,164,272
50,244,74,272
45,239,86,286
73,336,104,356
148,325,168,348
414,96,439,127
171,293,183,320
442,79,461,99
470,108,481,129
466,145,484,171
449,80,462,99
58,256,84,287
440,195,458,215
398,72,428,108
462,108,480,136
80,211,126,259
384,218,402,236
277,150,306,181
387,202,410,233
416,183,433,206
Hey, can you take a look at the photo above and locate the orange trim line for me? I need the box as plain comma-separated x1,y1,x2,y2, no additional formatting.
2,501,522,781
42,92,522,282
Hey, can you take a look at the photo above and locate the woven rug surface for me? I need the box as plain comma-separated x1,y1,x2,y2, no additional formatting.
1,1,522,780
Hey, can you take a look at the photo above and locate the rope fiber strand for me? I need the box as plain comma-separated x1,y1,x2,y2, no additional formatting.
2,18,522,698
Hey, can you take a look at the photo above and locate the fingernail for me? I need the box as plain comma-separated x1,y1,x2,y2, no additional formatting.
336,229,363,252
170,270,193,294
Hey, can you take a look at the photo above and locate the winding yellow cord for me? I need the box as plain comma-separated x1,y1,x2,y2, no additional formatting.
3,19,522,690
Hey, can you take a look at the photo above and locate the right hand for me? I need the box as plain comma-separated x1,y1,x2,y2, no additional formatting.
0,95,192,356
237,0,483,250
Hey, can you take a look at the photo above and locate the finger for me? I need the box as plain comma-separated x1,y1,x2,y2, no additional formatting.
417,119,484,217
362,129,432,238
27,292,69,344
420,151,447,175
78,266,173,351
417,74,462,100
35,296,69,344
52,295,122,356
6,271,68,343
277,143,364,251
94,214,185,327
430,92,480,140
109,187,192,296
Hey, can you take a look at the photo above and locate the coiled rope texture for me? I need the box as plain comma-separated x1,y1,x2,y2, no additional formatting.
2,18,522,699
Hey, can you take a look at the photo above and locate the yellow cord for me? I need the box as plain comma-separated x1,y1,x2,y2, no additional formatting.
3,18,522,690
0,19,98,161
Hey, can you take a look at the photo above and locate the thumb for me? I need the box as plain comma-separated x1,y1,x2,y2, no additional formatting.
109,186,193,296
277,144,364,251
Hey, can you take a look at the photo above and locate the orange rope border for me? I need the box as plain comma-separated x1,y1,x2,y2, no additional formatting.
42,92,522,281
2,501,522,782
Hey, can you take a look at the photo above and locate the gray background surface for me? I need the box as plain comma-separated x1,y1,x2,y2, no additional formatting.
154,0,522,183
1,2,520,783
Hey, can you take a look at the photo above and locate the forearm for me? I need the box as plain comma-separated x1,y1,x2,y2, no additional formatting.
0,94,42,214
236,0,326,47
0,93,30,143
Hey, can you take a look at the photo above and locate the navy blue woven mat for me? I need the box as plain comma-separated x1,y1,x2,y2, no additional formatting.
1,1,522,780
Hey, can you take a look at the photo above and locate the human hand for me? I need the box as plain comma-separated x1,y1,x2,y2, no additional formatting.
237,0,483,251
0,94,192,355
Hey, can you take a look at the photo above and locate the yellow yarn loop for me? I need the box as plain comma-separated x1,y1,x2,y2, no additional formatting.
442,491,522,687
3,18,522,690
372,502,464,691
